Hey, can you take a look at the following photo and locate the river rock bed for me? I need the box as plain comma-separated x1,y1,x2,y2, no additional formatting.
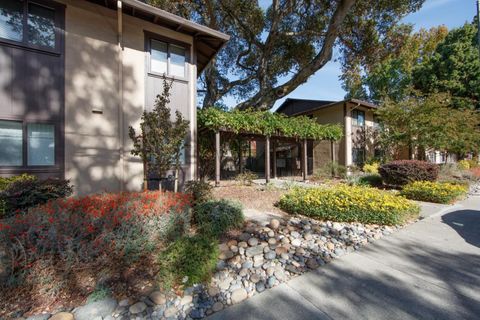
25,216,402,320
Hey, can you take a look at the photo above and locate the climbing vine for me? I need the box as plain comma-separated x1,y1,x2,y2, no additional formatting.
198,108,343,141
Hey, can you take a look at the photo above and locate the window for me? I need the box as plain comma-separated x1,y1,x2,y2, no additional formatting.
150,39,186,78
27,123,55,166
0,120,23,166
352,110,365,127
0,120,55,167
0,0,59,50
352,147,365,166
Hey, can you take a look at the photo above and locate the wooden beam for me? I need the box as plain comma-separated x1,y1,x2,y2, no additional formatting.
302,139,308,181
272,140,277,179
215,131,220,187
331,139,336,177
265,136,271,183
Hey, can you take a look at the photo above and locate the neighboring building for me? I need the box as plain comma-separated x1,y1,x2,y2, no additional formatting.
276,98,381,170
0,0,228,194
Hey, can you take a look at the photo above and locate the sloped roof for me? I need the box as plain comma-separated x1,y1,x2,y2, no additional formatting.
87,0,230,74
276,98,377,116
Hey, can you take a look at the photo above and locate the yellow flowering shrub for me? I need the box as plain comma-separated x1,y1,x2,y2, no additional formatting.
457,160,471,170
278,185,419,225
363,162,380,174
400,181,468,204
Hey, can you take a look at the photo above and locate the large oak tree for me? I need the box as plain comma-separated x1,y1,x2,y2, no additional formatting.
149,0,424,110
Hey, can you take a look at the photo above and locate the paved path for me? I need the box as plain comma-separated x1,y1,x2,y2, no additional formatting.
209,197,480,320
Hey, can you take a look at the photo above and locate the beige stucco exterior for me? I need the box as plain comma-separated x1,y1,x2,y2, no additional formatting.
307,101,377,171
60,0,197,195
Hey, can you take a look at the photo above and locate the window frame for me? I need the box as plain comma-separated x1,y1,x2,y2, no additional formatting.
145,31,190,81
351,109,366,127
0,0,65,55
0,119,58,170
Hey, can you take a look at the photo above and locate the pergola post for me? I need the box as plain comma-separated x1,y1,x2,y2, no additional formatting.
331,139,336,177
302,139,308,181
238,138,243,174
215,131,221,187
272,140,277,179
265,136,271,183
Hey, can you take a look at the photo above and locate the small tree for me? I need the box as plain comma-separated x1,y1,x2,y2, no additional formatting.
129,78,189,191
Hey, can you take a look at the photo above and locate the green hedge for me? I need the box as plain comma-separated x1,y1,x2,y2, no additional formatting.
400,181,468,204
278,185,419,225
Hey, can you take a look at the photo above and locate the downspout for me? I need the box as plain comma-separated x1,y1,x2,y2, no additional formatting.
117,0,125,191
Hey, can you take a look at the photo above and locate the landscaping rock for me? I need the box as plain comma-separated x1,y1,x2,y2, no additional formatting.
269,219,280,230
26,314,51,320
129,302,147,314
164,306,178,318
246,245,264,257
256,282,266,293
231,288,248,304
247,237,259,246
49,312,74,320
149,291,166,305
74,298,117,320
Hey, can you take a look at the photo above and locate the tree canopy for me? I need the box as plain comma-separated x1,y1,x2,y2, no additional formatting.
149,0,424,110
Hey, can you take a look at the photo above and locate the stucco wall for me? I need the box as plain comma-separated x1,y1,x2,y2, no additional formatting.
62,0,196,195
310,103,345,169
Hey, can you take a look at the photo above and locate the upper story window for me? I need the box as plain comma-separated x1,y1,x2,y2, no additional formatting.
0,0,61,51
150,38,187,78
352,109,365,127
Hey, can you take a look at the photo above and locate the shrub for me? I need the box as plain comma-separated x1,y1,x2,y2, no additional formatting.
363,162,379,174
278,185,419,225
458,160,471,170
0,174,36,191
467,159,479,169
379,160,439,187
157,234,218,288
0,191,192,280
235,170,257,186
184,180,213,205
194,199,244,237
400,181,468,204
357,174,383,187
0,178,73,217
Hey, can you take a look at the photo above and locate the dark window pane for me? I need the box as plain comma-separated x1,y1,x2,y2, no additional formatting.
0,120,23,166
151,40,167,74
0,0,23,42
28,2,55,48
352,110,365,127
170,44,185,77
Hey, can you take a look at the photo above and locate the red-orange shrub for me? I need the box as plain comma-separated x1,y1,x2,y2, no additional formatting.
0,191,192,279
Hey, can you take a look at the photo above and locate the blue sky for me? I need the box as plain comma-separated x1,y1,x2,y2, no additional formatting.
220,0,477,110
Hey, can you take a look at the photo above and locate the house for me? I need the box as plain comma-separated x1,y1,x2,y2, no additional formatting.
276,98,382,171
0,0,229,195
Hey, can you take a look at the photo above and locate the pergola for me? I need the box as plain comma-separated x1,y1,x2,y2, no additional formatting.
197,108,343,186
212,129,337,186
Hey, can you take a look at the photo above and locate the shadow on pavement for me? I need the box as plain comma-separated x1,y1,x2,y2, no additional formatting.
442,209,480,248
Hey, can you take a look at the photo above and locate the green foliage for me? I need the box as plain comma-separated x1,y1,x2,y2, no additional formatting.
198,108,343,141
313,162,347,179
157,235,218,288
184,180,213,205
194,199,244,237
0,174,36,191
400,181,468,204
0,178,73,217
343,25,448,102
87,286,112,303
235,170,257,186
458,160,471,170
376,92,480,156
279,185,419,225
357,174,383,188
151,1,423,110
379,160,439,187
363,162,379,174
413,22,480,109
129,77,189,186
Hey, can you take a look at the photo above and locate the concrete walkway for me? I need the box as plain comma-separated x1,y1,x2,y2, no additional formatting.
209,197,480,320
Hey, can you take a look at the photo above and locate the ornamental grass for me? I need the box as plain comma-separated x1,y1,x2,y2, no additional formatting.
400,181,468,204
278,185,419,225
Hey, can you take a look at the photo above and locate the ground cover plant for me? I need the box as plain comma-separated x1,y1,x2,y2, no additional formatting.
400,181,468,204
0,191,192,317
379,160,439,187
278,185,419,225
194,199,244,237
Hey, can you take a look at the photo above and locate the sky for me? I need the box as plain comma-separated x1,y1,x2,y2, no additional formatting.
220,0,477,111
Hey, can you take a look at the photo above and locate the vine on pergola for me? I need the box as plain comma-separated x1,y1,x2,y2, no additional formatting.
198,108,343,141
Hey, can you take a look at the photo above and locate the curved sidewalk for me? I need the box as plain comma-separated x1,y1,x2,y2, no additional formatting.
208,197,480,320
